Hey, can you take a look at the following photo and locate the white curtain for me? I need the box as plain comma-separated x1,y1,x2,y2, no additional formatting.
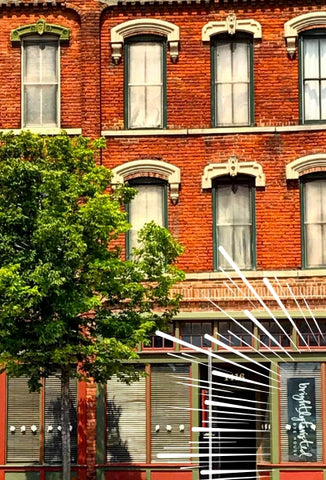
304,179,326,267
129,183,164,250
128,42,163,128
24,40,58,127
215,41,249,125
304,38,326,121
216,182,252,269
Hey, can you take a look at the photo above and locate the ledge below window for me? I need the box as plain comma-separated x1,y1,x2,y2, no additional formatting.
0,128,82,135
185,269,326,280
102,124,326,137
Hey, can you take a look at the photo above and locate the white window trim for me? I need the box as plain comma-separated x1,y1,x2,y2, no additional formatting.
111,19,180,64
21,35,60,129
202,14,262,41
286,154,326,179
284,12,326,58
202,156,266,188
111,159,181,203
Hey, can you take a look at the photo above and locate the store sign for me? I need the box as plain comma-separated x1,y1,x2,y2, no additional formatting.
287,377,317,461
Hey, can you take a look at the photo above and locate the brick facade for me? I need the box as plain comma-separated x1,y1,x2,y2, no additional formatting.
0,0,326,479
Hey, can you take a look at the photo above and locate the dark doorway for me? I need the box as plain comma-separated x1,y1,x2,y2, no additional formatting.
199,362,270,479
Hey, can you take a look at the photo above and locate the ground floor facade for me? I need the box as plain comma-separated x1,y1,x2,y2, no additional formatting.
1,272,326,480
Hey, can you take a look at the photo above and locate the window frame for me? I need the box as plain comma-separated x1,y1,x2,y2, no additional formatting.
21,34,60,129
126,177,168,257
211,33,254,127
301,173,326,268
124,35,167,130
299,29,326,124
212,174,256,271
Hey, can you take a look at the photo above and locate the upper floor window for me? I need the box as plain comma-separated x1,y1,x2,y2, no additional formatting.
300,30,326,123
11,19,70,129
213,175,255,270
211,34,253,127
125,36,166,129
22,36,59,128
127,177,167,254
301,174,326,267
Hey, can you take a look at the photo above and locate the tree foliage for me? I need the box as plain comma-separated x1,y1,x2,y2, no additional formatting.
0,131,184,389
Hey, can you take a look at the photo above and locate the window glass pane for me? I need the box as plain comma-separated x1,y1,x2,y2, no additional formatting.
128,41,163,128
42,85,58,125
41,42,57,82
304,39,319,78
215,43,232,82
214,38,250,126
304,179,326,267
304,80,320,120
24,43,40,82
320,39,326,77
23,39,58,127
24,86,41,126
280,363,322,462
233,83,249,124
128,183,165,251
215,179,253,269
232,42,249,81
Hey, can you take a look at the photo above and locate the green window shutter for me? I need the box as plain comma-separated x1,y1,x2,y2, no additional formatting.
7,377,40,462
44,375,78,464
107,375,146,463
151,364,191,463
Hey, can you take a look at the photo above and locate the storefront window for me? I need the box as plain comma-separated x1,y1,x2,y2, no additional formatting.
280,362,322,462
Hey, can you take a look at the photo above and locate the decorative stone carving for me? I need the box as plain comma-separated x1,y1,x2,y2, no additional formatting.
284,12,326,59
202,157,266,189
111,159,181,204
286,154,326,179
111,19,180,64
202,16,262,42
11,19,70,44
226,14,237,36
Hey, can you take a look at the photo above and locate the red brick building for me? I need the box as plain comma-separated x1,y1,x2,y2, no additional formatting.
1,0,326,480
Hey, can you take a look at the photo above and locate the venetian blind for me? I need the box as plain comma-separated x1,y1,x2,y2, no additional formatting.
7,377,40,462
44,375,78,464
151,364,191,463
107,375,146,463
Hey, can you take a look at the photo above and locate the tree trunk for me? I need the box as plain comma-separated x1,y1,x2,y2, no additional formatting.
61,367,71,480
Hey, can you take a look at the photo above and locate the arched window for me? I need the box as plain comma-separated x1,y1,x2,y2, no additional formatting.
202,15,262,127
11,19,70,129
213,175,255,270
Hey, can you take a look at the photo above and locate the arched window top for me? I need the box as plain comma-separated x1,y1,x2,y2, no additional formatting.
202,157,266,188
111,159,181,203
111,19,179,64
284,12,326,58
202,14,262,42
286,154,326,179
11,19,70,44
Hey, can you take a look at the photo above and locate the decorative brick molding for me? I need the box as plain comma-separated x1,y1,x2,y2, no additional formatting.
110,19,179,64
202,156,266,188
202,14,262,41
284,12,326,58
111,159,181,204
11,18,70,43
286,153,326,179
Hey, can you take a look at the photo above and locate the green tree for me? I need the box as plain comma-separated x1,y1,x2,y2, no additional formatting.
0,131,184,480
